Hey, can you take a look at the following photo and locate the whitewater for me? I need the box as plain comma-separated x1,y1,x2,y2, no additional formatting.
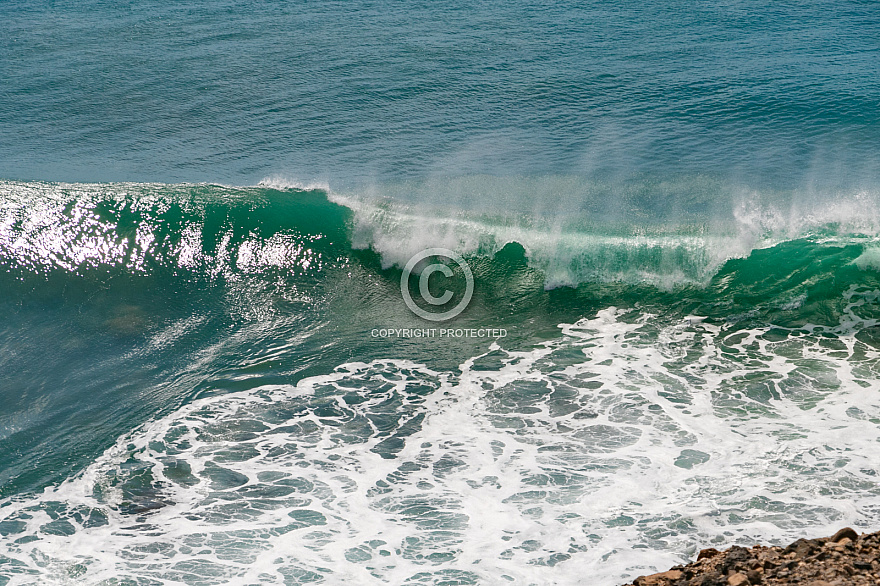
1,179,880,584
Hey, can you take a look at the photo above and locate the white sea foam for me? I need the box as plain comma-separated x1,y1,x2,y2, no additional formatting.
854,244,880,271
732,189,880,241
3,289,880,585
4,178,878,290
325,180,880,289
329,191,748,289
258,175,331,193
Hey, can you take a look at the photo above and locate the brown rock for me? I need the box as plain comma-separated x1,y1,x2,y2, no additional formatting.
829,527,858,543
790,538,818,559
693,571,726,586
697,548,722,561
720,546,753,574
621,528,880,586
633,570,683,586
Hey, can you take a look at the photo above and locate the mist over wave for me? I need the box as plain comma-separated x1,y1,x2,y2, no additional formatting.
5,178,880,295
261,175,880,289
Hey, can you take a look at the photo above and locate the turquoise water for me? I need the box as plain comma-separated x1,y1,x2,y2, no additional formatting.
2,2,880,585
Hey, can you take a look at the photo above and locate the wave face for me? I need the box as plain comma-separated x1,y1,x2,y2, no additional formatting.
324,175,880,290
3,180,880,318
2,181,880,584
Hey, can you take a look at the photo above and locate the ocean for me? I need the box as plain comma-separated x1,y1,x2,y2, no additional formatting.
1,1,880,584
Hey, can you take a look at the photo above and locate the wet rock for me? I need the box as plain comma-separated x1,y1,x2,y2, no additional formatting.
698,548,722,561
784,538,818,559
720,546,753,573
621,528,880,586
829,527,858,543
633,569,682,585
692,571,726,586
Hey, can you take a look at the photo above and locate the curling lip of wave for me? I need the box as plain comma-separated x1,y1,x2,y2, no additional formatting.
321,180,880,289
2,179,880,292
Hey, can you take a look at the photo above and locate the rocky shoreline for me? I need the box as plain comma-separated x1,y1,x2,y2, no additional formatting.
623,528,880,586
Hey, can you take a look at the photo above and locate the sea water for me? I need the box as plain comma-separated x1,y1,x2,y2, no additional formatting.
2,1,880,585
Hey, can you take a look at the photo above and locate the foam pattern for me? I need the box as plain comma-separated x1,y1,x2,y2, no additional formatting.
3,290,880,585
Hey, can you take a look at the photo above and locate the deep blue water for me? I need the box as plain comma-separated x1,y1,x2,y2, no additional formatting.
2,0,879,191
